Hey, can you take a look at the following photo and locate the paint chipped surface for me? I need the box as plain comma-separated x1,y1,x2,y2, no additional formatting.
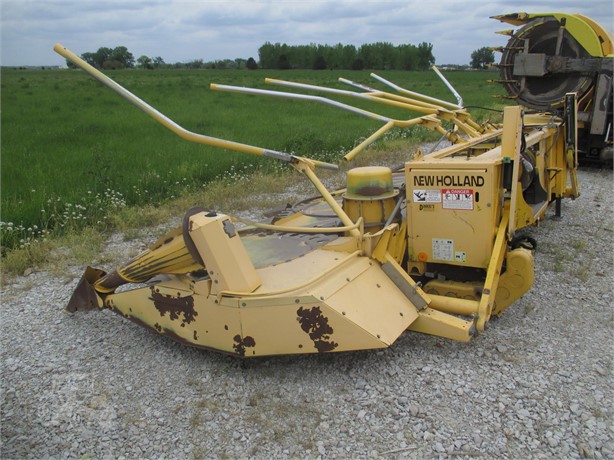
233,335,256,356
296,306,338,353
149,287,197,326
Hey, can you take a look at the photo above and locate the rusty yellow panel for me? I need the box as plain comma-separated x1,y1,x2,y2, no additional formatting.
105,284,243,354
239,299,387,356
315,262,420,345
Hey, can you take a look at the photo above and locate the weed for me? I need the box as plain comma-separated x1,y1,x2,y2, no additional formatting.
573,263,590,282
1,236,56,275
570,239,587,251
188,411,202,429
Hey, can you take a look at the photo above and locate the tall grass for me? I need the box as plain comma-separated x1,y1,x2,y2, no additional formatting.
1,67,507,251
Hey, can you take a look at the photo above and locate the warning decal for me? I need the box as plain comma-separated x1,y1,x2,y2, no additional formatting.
442,189,474,210
413,189,441,203
432,239,454,261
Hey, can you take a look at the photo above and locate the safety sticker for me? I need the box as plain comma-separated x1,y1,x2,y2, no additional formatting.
432,238,454,261
413,189,441,203
442,189,474,210
455,251,467,262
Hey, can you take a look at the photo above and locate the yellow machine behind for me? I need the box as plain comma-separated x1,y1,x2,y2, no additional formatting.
56,12,612,357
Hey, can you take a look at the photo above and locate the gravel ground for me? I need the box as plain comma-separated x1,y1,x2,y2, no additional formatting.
1,167,612,459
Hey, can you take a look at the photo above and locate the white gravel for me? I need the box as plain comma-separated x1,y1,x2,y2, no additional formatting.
1,168,612,459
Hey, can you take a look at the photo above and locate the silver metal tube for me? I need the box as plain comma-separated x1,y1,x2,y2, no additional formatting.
338,77,377,92
432,65,464,107
211,83,391,123
370,73,462,110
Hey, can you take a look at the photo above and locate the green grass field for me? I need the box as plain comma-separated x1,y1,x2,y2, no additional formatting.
1,67,508,249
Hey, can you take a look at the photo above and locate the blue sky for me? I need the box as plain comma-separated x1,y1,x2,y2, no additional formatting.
1,0,612,67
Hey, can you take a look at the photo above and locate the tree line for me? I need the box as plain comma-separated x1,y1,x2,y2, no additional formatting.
69,42,494,71
257,42,435,70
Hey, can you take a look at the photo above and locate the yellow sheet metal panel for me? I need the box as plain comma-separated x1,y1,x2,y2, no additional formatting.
105,283,243,355
492,247,534,316
314,261,420,345
254,249,355,293
545,13,609,57
188,212,261,294
406,161,502,269
239,298,387,356
493,12,612,57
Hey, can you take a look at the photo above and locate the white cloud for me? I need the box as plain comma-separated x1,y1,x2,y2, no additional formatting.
1,0,612,66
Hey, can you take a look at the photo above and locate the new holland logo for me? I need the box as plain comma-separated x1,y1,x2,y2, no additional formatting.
413,175,485,187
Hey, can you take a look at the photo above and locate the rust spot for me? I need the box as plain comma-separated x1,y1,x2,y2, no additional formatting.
356,185,389,196
233,335,256,356
149,286,197,326
296,306,338,353
193,330,198,341
154,323,163,332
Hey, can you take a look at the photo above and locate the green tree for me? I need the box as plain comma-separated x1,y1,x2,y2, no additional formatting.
94,47,113,67
398,44,419,70
246,57,258,70
152,56,165,68
137,55,153,69
352,58,365,70
417,42,435,70
278,54,290,70
470,47,494,69
313,55,327,70
80,52,96,67
111,46,135,68
258,42,277,69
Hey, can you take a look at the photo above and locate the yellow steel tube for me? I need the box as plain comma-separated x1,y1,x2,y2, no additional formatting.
428,295,479,316
266,78,440,116
477,209,510,331
343,121,395,162
339,78,446,112
358,89,483,139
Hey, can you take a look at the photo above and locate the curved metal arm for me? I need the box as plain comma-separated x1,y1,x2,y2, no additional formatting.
53,43,338,171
